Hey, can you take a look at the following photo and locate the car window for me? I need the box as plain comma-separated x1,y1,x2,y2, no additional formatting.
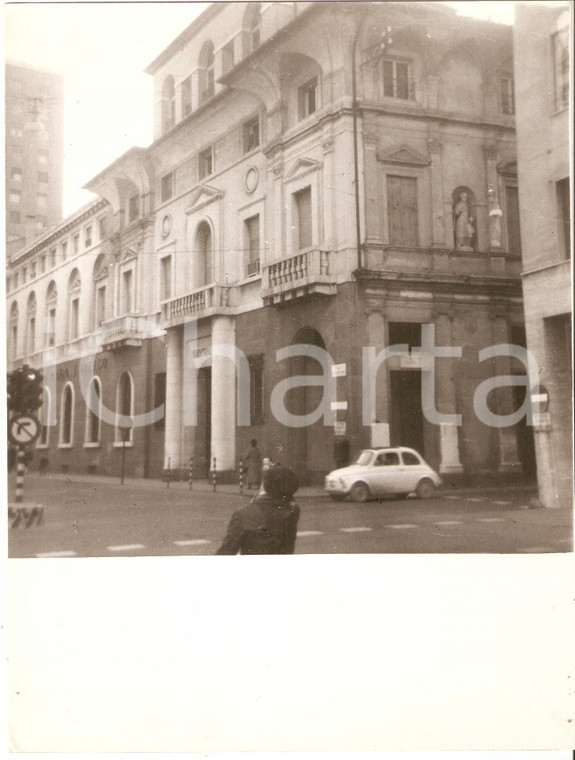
375,452,400,466
355,451,373,466
402,451,421,466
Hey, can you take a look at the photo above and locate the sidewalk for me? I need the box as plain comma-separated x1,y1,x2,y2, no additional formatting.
8,469,539,501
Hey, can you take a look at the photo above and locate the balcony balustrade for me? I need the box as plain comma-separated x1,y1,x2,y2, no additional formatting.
161,284,235,327
261,248,336,306
100,314,157,350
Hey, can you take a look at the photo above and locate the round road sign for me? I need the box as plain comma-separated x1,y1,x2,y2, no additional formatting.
8,414,41,446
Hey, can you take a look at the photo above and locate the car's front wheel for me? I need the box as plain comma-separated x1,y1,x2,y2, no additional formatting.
350,482,370,503
416,478,435,499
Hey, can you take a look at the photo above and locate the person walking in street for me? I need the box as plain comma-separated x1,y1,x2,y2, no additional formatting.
216,466,300,555
243,438,262,489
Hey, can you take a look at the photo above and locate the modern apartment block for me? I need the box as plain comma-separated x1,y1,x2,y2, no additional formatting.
5,61,64,249
513,3,572,508
8,2,534,485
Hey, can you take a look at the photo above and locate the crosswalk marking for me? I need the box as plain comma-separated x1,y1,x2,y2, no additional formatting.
107,544,146,552
174,539,211,546
435,521,462,526
476,518,505,523
297,530,323,537
385,524,418,529
340,527,372,533
35,550,77,558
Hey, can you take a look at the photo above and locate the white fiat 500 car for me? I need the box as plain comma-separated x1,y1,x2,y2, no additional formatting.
324,447,441,502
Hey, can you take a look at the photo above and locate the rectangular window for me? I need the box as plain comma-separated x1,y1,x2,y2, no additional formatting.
11,167,22,181
387,175,419,246
505,185,521,254
160,256,172,301
22,267,27,284
38,171,49,184
181,76,192,116
95,285,107,327
128,195,139,223
98,217,106,240
47,308,56,347
9,190,21,204
299,77,318,119
61,240,68,260
85,226,92,248
244,214,261,276
553,29,569,110
222,41,235,75
249,356,264,425
243,117,260,153
294,186,312,250
383,59,412,100
154,373,167,430
70,298,79,340
556,178,571,260
199,147,213,179
41,255,47,273
388,322,422,350
28,317,36,354
122,269,133,314
14,272,19,289
500,76,515,115
50,248,56,267
73,234,80,254
30,261,37,279
161,172,174,203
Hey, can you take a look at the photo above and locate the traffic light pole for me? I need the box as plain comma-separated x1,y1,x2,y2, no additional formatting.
15,446,26,503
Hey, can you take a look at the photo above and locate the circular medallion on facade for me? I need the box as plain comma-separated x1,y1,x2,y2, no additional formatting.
245,167,259,194
161,214,172,237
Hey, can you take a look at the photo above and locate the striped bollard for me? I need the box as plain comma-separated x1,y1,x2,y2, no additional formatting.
15,446,26,504
189,457,193,489
239,459,244,494
212,456,217,491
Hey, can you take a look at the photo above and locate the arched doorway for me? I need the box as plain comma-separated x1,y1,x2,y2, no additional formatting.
286,327,331,485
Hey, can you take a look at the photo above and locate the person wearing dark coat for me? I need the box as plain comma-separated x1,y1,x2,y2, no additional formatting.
216,467,300,555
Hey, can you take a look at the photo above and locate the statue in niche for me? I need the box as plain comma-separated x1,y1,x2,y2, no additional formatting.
453,189,475,250
488,189,503,249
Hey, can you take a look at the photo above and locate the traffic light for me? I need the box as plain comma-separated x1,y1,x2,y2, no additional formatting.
7,365,43,415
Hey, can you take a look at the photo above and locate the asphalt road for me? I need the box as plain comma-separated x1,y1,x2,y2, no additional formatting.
7,472,573,556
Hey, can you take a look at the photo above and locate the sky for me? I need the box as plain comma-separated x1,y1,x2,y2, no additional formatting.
3,0,520,217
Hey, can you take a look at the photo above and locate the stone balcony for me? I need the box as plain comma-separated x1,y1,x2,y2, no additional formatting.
161,284,236,328
261,248,337,306
100,314,157,350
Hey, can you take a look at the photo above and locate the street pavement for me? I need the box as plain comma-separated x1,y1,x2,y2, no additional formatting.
7,471,573,556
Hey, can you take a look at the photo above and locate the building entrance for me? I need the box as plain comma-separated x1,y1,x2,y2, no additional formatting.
390,370,425,456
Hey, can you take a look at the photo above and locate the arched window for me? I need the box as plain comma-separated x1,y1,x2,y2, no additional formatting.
93,255,109,328
39,386,51,446
116,371,134,443
199,41,215,103
45,281,57,347
196,221,213,287
10,302,19,360
162,75,176,133
60,382,74,446
244,3,261,54
26,292,37,355
68,269,81,341
85,376,102,444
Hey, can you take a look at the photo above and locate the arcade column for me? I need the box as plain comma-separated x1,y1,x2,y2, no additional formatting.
210,316,237,478
164,327,183,472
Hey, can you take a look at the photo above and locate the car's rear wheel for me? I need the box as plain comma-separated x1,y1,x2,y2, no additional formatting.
350,482,370,503
329,494,345,502
416,478,435,499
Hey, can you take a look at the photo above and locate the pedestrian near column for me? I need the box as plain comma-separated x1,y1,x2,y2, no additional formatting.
216,467,300,555
243,438,262,490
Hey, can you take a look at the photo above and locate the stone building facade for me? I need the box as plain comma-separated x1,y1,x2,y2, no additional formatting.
513,3,572,508
8,2,535,485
